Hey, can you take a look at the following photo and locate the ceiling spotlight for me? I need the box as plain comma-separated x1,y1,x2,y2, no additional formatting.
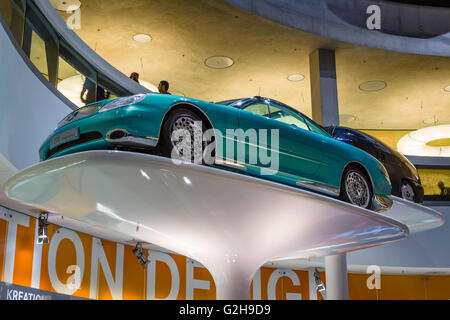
133,34,152,43
359,80,387,92
205,56,234,69
444,85,450,92
49,0,81,11
340,114,357,124
287,74,305,82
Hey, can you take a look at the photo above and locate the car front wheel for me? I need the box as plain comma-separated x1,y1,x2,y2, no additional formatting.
401,181,415,202
340,166,373,210
157,108,208,164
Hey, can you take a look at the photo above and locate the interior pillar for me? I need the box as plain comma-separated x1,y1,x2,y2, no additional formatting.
309,48,340,127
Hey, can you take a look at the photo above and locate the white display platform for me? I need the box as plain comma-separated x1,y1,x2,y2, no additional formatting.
3,151,442,299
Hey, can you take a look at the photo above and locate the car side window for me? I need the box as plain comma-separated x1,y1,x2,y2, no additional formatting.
268,102,309,131
243,103,270,118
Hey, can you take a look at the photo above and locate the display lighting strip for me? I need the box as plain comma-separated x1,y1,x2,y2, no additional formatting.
397,124,450,157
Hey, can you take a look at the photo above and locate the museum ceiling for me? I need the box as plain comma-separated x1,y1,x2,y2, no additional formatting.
51,0,450,130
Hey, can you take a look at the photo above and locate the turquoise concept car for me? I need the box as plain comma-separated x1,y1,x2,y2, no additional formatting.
39,94,393,212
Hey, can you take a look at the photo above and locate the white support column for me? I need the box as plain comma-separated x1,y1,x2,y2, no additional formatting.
325,254,348,300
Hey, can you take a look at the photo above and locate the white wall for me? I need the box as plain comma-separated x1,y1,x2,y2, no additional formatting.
0,20,71,170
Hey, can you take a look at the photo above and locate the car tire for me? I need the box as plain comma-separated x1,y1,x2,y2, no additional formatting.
340,166,373,210
157,108,209,164
401,181,415,202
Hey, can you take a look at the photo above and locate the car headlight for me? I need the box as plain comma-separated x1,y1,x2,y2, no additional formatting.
99,94,146,113
56,103,102,129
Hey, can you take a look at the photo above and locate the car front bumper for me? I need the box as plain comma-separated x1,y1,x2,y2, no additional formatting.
372,194,393,212
40,107,162,161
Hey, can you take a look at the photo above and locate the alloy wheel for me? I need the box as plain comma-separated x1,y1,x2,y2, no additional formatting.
401,182,415,201
170,115,204,162
345,171,371,208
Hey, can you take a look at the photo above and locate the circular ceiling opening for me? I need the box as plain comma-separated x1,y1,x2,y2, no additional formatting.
359,80,387,92
287,74,305,82
133,34,152,43
205,56,234,69
426,138,450,147
340,114,357,124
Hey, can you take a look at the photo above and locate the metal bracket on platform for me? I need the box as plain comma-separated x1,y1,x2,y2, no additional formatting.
133,242,149,268
37,212,49,245
314,268,327,300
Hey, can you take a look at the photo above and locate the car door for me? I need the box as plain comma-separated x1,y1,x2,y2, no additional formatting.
237,98,323,185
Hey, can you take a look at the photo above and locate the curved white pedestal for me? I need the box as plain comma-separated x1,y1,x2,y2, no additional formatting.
378,196,444,233
4,151,417,299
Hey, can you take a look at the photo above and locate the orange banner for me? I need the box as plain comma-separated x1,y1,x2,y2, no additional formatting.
0,206,449,300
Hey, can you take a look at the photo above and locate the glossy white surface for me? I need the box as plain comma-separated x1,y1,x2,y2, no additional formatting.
4,151,411,299
380,196,444,233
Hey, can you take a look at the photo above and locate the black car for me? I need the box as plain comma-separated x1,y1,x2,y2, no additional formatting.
325,126,424,203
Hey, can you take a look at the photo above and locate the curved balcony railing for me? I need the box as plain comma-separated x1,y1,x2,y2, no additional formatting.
0,0,151,111
227,0,450,56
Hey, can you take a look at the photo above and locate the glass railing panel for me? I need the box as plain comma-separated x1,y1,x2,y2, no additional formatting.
1,0,137,111
0,0,25,47
0,0,13,26
57,55,87,107
28,30,49,79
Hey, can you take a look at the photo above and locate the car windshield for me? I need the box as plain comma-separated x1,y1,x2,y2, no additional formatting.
304,118,331,138
269,100,331,138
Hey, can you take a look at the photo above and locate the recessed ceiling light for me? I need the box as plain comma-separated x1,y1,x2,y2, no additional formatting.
205,56,234,69
287,74,305,82
423,117,439,125
340,114,357,124
49,0,81,11
444,85,450,92
133,34,152,43
359,80,387,92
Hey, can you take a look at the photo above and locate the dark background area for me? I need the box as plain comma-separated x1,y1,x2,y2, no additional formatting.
387,1,450,8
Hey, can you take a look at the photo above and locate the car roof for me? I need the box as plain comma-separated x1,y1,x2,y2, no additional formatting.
331,126,398,153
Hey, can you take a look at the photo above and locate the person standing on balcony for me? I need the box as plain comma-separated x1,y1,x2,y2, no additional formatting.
158,80,171,95
130,72,140,83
